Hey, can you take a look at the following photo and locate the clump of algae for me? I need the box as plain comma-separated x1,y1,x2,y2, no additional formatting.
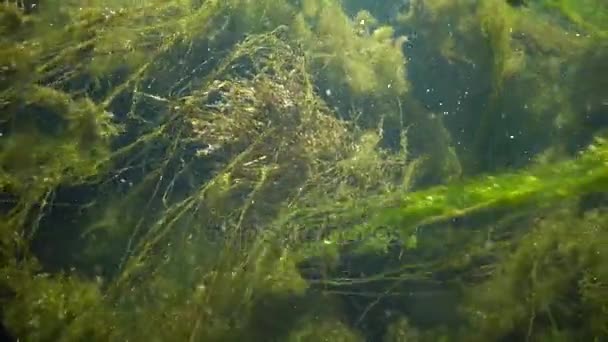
293,0,409,126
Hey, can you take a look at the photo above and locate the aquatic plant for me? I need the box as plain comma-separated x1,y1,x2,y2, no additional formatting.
464,207,608,340
0,1,606,341
394,0,605,173
291,136,608,259
293,0,409,125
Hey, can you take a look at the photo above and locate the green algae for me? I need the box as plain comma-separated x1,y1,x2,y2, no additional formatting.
0,1,606,341
294,136,608,258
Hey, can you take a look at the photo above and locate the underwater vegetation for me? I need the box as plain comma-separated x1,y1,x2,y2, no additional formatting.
0,0,607,341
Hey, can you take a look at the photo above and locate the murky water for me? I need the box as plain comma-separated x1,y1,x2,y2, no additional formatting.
1,1,607,341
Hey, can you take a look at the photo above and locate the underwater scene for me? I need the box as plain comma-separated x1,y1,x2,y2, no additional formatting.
1,0,607,341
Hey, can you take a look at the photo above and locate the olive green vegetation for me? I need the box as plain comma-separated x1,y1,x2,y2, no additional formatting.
396,0,607,172
465,207,608,341
293,136,608,258
0,0,606,341
294,0,462,184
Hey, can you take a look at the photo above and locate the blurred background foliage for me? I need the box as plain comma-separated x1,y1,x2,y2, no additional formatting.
0,0,607,341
